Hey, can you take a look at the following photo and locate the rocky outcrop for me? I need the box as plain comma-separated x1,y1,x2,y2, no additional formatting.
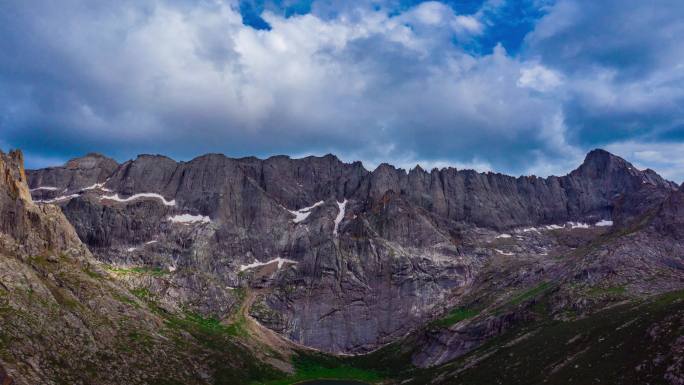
408,175,684,369
28,149,676,231
2,144,680,385
0,150,83,256
0,149,283,384
27,153,118,202
355,149,676,229
652,184,684,240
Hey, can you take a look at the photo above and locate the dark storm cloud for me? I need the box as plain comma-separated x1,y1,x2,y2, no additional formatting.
523,0,684,145
0,0,683,181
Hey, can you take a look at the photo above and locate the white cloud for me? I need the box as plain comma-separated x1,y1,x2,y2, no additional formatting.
3,1,562,170
399,1,483,39
3,0,682,182
453,15,483,35
517,64,563,92
521,111,585,177
605,141,684,183
411,2,448,25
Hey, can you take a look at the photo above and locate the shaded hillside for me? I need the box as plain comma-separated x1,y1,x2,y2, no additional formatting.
0,150,288,384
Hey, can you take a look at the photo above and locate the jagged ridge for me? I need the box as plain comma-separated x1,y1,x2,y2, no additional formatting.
22,149,683,356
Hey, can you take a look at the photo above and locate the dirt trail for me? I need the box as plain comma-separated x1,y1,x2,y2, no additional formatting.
228,262,328,374
232,286,314,374
241,288,296,357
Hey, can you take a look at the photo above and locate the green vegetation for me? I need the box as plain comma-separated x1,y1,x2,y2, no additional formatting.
157,290,249,338
112,292,137,306
155,306,284,384
45,281,81,310
225,313,249,337
163,311,231,338
83,267,103,279
232,287,247,302
127,330,154,347
564,209,658,260
586,285,627,297
346,340,417,379
402,289,684,385
433,307,479,327
508,281,553,306
161,309,253,352
183,312,228,334
131,287,152,300
651,289,684,306
257,353,383,385
27,254,50,268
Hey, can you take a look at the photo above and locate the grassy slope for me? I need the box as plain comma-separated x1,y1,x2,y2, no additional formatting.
4,256,681,385
0,251,286,385
8,253,679,385
255,353,384,385
269,289,682,385
401,289,684,385
2,212,680,385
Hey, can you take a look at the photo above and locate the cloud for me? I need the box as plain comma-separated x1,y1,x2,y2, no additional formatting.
522,0,684,148
605,141,684,183
0,0,682,182
517,64,562,92
399,1,483,37
0,0,555,170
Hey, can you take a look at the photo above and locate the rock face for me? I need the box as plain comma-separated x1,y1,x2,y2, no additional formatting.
0,150,285,384
408,178,684,369
25,148,681,354
27,153,118,202
0,150,83,255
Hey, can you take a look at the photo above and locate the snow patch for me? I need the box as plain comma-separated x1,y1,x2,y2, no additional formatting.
101,193,176,206
568,222,590,229
517,221,595,233
126,247,137,252
595,219,613,227
288,201,324,223
333,199,347,236
30,186,59,192
495,233,512,239
145,240,158,245
82,182,112,192
520,227,540,233
494,249,514,256
35,194,80,204
239,257,297,272
168,214,211,224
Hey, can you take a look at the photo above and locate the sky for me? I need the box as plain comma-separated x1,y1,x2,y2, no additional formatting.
0,0,683,182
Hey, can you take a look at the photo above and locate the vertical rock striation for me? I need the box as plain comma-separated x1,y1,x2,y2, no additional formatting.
24,148,680,354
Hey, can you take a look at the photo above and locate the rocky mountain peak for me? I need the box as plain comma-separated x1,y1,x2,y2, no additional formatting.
0,149,31,203
4,145,684,384
575,148,634,177
65,152,118,170
320,153,341,162
568,149,677,201
409,164,426,174
0,149,83,255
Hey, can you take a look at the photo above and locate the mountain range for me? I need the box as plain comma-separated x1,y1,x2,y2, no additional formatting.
0,148,682,384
